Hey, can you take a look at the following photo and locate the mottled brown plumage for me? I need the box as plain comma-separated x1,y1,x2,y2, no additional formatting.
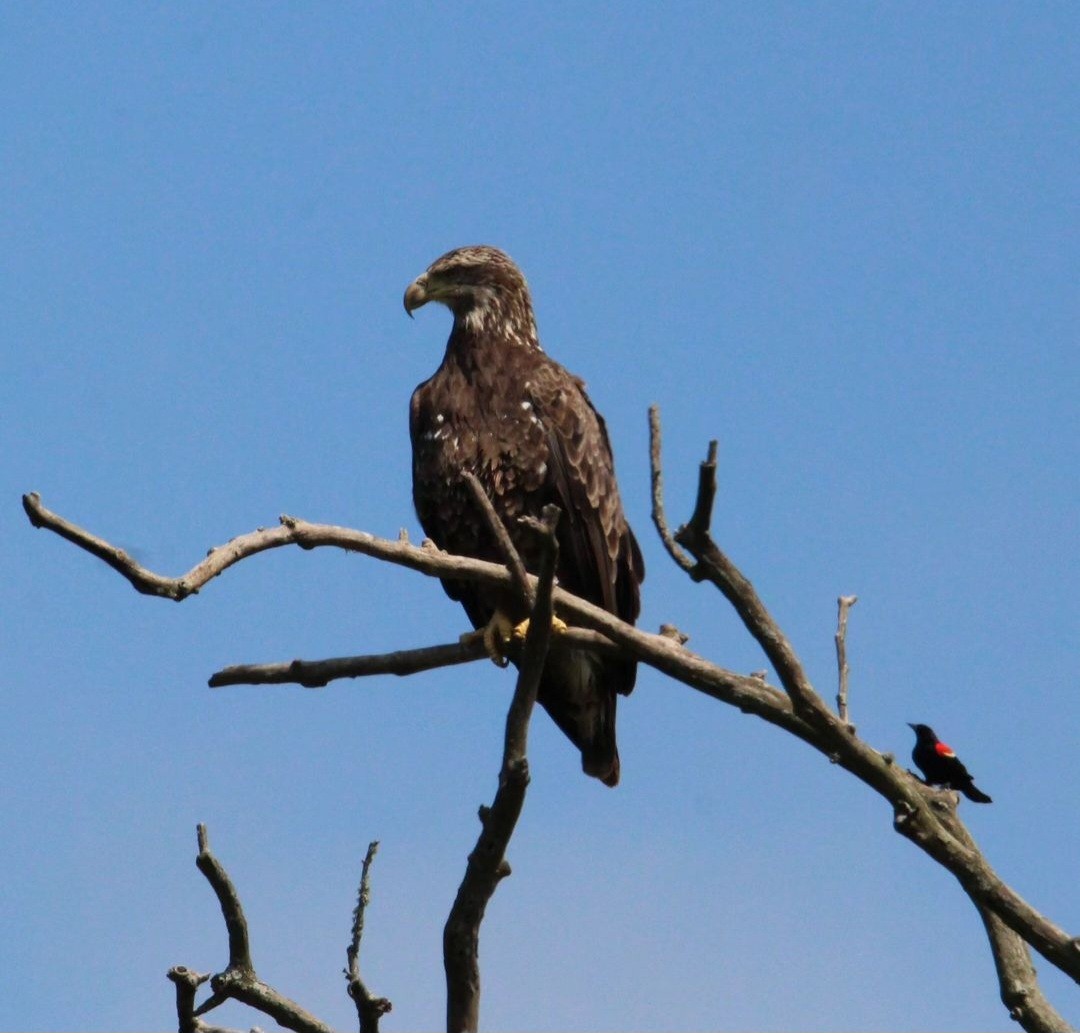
405,245,643,786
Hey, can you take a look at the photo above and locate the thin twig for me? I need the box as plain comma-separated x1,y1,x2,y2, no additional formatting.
346,841,392,1033
208,627,623,689
647,405,696,574
348,842,379,976
462,471,534,608
834,595,857,729
443,506,560,1033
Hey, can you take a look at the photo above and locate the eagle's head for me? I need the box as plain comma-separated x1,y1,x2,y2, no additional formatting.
404,245,539,347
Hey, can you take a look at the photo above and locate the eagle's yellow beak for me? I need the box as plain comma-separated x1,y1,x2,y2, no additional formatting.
403,275,429,318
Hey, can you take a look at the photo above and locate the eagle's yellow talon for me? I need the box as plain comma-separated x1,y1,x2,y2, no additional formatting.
462,612,516,667
466,612,568,662
512,615,568,641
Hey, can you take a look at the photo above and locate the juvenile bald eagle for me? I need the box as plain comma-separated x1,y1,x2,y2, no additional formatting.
404,245,644,786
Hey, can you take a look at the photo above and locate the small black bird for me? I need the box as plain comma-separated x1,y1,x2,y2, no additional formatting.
908,723,992,803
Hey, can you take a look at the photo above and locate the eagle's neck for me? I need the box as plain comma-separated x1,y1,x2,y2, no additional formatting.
445,290,542,367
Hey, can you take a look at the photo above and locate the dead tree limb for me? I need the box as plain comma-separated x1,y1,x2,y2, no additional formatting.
646,413,1079,1033
23,419,1080,1033
22,490,1080,989
443,505,560,1033
207,627,621,689
169,833,392,1033
210,640,488,688
175,825,337,1033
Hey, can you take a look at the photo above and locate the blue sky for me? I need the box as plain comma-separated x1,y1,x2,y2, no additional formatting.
4,4,1077,1031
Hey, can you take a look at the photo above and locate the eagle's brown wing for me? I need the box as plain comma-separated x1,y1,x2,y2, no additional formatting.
520,360,643,786
525,359,643,651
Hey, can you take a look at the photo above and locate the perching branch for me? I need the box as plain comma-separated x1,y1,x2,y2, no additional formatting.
23,492,791,724
647,416,1080,1030
22,490,1080,991
443,505,560,1033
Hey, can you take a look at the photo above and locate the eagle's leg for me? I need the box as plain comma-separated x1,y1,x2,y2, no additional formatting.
459,610,517,668
511,615,569,641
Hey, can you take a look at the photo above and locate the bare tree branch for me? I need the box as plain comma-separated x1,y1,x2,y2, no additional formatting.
443,506,560,1033
22,491,531,604
167,966,205,1033
24,490,786,721
210,640,488,688
346,841,392,1033
834,594,857,729
195,824,253,974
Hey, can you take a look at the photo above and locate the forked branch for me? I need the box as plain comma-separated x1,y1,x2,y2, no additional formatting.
175,825,337,1033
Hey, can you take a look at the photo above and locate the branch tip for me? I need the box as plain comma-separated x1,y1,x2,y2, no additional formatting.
647,405,696,574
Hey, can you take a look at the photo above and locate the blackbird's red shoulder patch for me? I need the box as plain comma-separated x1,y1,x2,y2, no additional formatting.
934,741,956,758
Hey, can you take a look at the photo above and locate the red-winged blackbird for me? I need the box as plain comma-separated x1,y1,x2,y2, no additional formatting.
908,723,992,803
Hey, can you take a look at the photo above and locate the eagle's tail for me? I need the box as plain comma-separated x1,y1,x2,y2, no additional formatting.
538,648,628,787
